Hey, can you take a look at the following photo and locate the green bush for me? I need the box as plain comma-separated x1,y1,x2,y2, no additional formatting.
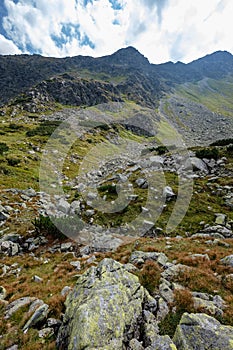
26,121,61,137
210,138,233,146
227,144,233,155
196,147,219,160
33,214,84,239
7,157,20,166
0,142,9,155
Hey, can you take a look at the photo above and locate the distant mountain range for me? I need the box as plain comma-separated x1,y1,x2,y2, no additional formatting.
1,47,233,145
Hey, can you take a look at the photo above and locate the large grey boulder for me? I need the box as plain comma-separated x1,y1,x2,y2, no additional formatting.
57,258,156,350
173,312,233,350
220,254,233,267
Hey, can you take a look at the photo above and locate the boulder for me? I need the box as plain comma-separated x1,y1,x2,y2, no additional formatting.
163,186,176,201
5,297,36,319
129,251,168,267
190,157,209,173
220,254,233,267
173,312,233,350
23,303,49,332
57,258,155,350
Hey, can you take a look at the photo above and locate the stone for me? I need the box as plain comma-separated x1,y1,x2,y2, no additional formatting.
61,242,73,252
38,327,54,338
149,156,164,166
70,261,81,270
129,251,168,267
6,346,18,350
220,255,233,267
215,213,227,225
23,303,49,332
0,233,21,243
5,297,36,319
135,178,148,189
22,188,37,197
0,241,19,256
156,297,170,322
173,312,233,350
193,297,223,317
69,200,80,214
79,245,90,256
61,286,72,297
47,317,62,332
0,212,8,221
190,157,209,173
0,285,7,300
146,335,177,350
129,338,144,350
163,186,176,201
57,258,148,350
33,275,43,283
57,198,70,214
159,282,174,304
161,264,191,281
85,209,95,217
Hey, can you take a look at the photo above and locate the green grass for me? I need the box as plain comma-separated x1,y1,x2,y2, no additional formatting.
176,75,233,116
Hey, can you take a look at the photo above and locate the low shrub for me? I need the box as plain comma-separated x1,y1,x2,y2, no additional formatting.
6,157,20,166
196,147,219,160
0,142,9,155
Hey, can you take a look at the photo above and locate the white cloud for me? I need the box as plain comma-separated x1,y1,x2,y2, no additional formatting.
0,33,22,54
1,0,233,63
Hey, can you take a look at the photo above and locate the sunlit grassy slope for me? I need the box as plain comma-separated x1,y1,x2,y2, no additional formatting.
176,74,233,117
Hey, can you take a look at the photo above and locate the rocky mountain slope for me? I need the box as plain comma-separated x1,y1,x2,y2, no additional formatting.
0,48,233,349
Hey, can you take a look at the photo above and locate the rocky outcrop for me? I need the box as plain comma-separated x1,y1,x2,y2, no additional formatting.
173,312,233,350
57,258,148,349
56,257,180,350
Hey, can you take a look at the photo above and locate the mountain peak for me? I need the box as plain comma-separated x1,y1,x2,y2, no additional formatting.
103,46,150,68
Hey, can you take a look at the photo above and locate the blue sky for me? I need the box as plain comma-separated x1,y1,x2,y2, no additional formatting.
0,0,232,63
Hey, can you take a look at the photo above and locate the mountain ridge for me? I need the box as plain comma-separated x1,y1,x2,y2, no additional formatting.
1,47,233,107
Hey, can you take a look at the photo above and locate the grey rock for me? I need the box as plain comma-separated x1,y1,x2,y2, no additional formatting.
190,157,209,173
220,254,233,267
173,312,233,350
38,327,54,338
33,275,43,283
215,213,227,225
22,188,37,197
57,258,148,350
129,338,144,350
5,297,36,319
159,282,174,304
61,286,72,297
150,156,164,166
61,242,73,252
85,209,95,217
129,251,168,267
0,212,8,221
163,186,176,201
70,261,81,270
0,241,19,256
23,303,49,332
69,200,80,214
6,346,18,350
146,335,177,350
0,233,21,243
135,178,148,189
0,285,7,300
79,245,90,256
47,317,62,331
161,264,191,281
156,297,169,322
57,198,70,214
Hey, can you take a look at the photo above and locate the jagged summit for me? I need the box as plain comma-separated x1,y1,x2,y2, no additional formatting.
101,46,150,68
